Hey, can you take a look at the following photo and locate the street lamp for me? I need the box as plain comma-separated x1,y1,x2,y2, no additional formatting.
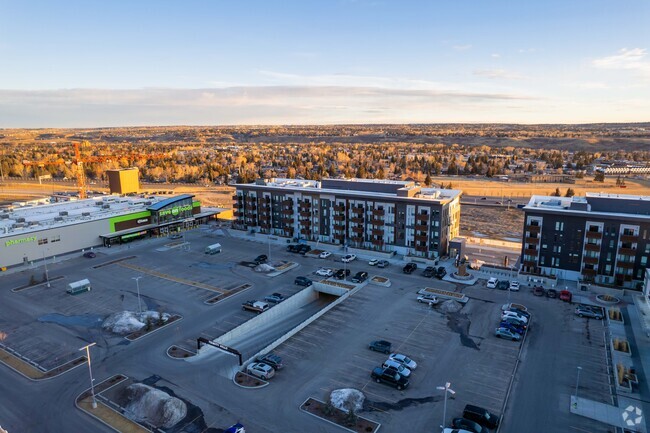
79,342,97,409
575,366,582,398
436,381,456,429
132,276,143,313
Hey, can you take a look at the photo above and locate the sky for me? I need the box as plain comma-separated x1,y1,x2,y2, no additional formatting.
0,0,649,127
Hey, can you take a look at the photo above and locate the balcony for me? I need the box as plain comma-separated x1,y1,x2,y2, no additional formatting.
414,224,428,232
372,209,385,217
351,207,364,215
585,231,602,240
415,234,428,242
281,208,294,215
415,245,428,253
350,234,364,242
300,228,311,236
618,247,636,256
371,229,384,237
281,218,294,225
333,214,345,222
525,237,540,245
283,228,294,237
299,211,311,218
524,248,538,256
352,226,364,234
333,233,345,242
259,223,271,229
616,261,635,269
333,204,345,212
350,217,364,224
621,234,639,243
584,243,600,252
282,199,293,206
582,268,597,276
233,211,242,218
523,259,537,267
526,224,541,233
615,273,633,282
370,218,385,226
371,238,384,246
415,214,429,223
583,256,599,265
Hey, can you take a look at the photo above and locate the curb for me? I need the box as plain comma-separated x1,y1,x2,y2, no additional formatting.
299,397,381,433
125,315,183,342
0,346,86,382
232,371,270,389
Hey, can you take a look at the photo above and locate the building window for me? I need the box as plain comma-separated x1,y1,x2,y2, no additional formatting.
38,238,48,245
641,256,648,266
555,221,564,231
50,235,61,243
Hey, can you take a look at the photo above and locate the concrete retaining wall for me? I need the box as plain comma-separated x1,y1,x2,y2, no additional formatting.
215,286,319,347
466,236,521,250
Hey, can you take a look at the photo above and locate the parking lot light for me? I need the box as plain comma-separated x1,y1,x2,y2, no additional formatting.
79,342,97,409
575,366,582,399
436,381,455,429
132,276,143,313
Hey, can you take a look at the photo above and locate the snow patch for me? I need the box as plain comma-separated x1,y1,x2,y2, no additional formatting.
124,383,186,429
102,311,170,335
438,300,463,313
254,263,276,272
330,388,365,413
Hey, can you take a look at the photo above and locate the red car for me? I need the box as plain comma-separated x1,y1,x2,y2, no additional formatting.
559,290,572,302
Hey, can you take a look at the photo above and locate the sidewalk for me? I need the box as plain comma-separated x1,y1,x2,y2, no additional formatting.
570,395,646,432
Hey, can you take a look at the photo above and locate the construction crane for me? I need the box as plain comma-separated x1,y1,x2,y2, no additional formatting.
22,141,171,199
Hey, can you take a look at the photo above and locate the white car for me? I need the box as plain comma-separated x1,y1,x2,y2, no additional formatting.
501,311,528,323
417,294,439,305
382,359,411,377
341,254,357,263
509,281,520,291
315,267,333,277
487,277,498,289
319,251,332,259
246,362,275,380
368,259,379,266
388,353,417,370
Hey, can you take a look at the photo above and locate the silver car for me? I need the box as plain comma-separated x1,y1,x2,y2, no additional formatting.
246,362,275,380
575,305,603,320
382,359,411,377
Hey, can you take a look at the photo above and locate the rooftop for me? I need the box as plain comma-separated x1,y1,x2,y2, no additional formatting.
525,193,650,219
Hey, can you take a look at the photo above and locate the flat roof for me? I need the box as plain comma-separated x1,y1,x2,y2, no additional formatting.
147,194,195,211
524,194,650,221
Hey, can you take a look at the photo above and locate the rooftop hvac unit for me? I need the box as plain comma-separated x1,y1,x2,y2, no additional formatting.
16,217,25,223
82,212,91,216
59,211,68,216
54,216,63,221
102,204,110,209
144,201,152,205
0,214,8,219
28,221,38,226
13,222,25,228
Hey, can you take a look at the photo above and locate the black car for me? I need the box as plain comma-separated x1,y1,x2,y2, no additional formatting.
369,340,392,354
496,281,510,290
297,244,312,255
452,418,489,433
403,262,417,274
422,266,436,278
351,271,368,283
294,276,313,286
254,254,268,264
370,367,409,390
286,244,300,253
334,269,351,280
255,353,283,370
83,251,96,258
436,266,447,279
463,404,500,429
546,288,558,298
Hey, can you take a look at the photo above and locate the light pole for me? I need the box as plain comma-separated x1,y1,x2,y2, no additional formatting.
575,366,582,398
79,342,97,409
437,381,455,429
42,250,50,288
132,276,143,313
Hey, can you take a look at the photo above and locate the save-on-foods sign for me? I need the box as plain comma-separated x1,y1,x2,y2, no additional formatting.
5,236,37,247
159,204,192,217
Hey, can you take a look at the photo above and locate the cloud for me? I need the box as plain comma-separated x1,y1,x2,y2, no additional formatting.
452,44,472,51
491,53,501,58
593,48,650,75
518,48,536,53
473,69,522,80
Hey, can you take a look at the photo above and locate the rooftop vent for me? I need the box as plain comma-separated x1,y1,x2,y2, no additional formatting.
82,212,91,216
16,217,25,223
59,211,68,216
102,204,110,209
28,221,38,226
12,222,25,228
0,214,9,219
54,216,63,221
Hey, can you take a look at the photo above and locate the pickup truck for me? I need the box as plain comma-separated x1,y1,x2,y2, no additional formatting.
242,301,270,314
371,366,410,390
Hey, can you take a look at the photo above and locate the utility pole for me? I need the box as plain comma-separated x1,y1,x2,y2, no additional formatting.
79,342,98,409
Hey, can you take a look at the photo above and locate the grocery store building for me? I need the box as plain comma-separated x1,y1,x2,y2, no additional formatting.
0,194,221,268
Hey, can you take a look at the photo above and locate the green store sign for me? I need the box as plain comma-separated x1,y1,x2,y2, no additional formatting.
159,204,192,217
5,236,37,247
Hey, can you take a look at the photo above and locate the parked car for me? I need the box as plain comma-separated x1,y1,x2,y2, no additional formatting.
315,267,333,277
496,281,510,291
370,367,410,390
504,307,530,319
451,418,489,433
422,266,436,277
368,259,379,266
83,251,96,258
436,266,447,279
559,290,573,302
254,254,268,264
388,353,417,369
509,281,520,291
225,423,245,433
403,262,417,274
533,286,545,296
263,293,285,304
334,269,351,279
377,260,390,268
486,277,498,289
417,294,439,305
169,234,182,240
242,301,270,314
297,245,312,255
319,251,332,259
246,362,275,380
382,359,411,377
501,311,529,323
294,276,313,286
342,254,357,263
255,353,283,370
499,321,525,335
369,340,392,354
462,404,500,429
501,303,527,312
495,327,521,341
286,244,300,253
351,271,368,283
501,317,528,330
575,305,603,319
546,288,558,298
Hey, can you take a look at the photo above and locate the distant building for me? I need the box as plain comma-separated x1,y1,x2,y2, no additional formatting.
233,178,461,258
107,168,140,194
521,193,650,289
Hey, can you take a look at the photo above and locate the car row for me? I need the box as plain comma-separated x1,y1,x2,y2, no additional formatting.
495,304,530,341
286,244,312,254
422,266,447,279
368,258,390,267
486,277,519,291
246,352,284,380
370,349,418,390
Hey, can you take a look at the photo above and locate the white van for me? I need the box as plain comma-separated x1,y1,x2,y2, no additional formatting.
487,277,498,289
205,243,222,254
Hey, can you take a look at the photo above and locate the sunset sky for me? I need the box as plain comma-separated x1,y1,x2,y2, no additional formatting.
1,0,649,127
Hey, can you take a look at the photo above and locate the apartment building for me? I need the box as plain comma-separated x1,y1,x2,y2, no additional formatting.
233,178,461,259
521,193,650,289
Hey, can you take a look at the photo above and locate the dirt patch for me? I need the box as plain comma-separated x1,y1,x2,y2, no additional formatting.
234,371,266,388
460,206,524,242
446,313,480,350
301,397,380,433
365,396,440,411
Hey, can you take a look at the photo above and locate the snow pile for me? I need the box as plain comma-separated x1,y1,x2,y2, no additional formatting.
254,263,275,273
330,388,365,412
102,311,170,335
124,383,186,429
438,300,463,313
